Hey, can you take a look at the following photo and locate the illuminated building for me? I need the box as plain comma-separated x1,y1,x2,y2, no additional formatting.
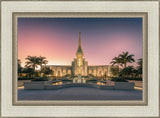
44,32,112,77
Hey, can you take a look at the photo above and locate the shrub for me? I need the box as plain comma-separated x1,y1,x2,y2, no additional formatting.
71,75,78,78
62,79,72,83
82,76,88,78
32,77,49,81
124,77,142,81
111,77,128,82
86,79,97,83
18,77,34,80
65,74,71,77
88,74,95,77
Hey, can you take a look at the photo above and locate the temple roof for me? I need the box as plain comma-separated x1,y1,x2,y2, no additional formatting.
76,31,84,56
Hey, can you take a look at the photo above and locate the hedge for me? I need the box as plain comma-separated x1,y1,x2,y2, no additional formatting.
111,77,128,82
32,77,49,81
18,77,34,80
124,77,142,81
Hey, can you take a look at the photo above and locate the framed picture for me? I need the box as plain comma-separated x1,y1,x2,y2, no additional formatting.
1,0,159,118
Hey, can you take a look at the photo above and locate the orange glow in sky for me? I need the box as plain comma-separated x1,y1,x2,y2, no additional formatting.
18,18,142,67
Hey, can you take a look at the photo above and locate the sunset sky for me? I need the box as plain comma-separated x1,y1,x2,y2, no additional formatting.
18,18,142,67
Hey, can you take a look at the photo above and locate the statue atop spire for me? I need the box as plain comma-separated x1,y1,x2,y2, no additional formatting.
76,31,84,57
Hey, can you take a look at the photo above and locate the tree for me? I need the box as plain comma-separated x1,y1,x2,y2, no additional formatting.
119,51,135,68
41,67,53,76
23,66,34,77
38,56,48,76
25,56,40,75
110,56,122,72
25,56,49,77
137,58,142,77
110,66,119,77
18,59,23,77
120,66,135,77
132,69,139,77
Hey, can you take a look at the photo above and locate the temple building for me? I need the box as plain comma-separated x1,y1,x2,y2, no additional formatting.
44,32,112,77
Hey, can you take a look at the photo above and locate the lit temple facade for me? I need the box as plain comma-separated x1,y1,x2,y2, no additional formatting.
44,32,112,77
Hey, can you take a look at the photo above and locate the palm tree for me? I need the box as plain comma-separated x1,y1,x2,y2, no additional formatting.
18,59,23,77
137,58,142,68
137,58,142,77
23,66,34,77
25,56,40,73
110,56,122,72
119,51,135,68
38,56,48,76
120,66,135,77
132,68,139,77
41,67,53,77
110,66,119,77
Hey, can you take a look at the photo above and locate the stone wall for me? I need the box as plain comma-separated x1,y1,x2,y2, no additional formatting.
24,81,135,90
114,82,135,90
